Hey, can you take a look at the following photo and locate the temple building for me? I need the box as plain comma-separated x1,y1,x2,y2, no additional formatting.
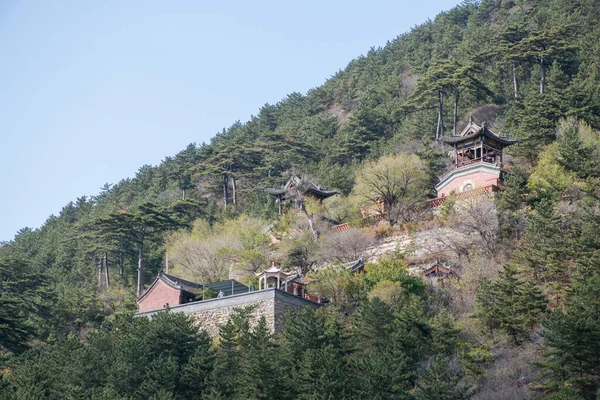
266,176,338,215
136,267,321,335
436,118,518,198
137,273,248,313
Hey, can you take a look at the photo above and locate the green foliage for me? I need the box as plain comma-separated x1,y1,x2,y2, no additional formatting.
475,265,547,344
353,153,429,225
536,272,600,399
414,355,471,400
351,300,413,399
282,309,352,400
364,253,426,296
457,342,494,379
0,256,49,355
497,165,529,239
439,191,456,220
282,236,317,275
3,312,214,400
307,265,365,310
4,0,600,396
528,144,576,200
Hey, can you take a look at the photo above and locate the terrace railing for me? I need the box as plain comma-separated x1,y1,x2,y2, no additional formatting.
427,184,500,208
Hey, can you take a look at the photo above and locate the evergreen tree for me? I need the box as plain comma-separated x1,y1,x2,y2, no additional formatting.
414,355,471,400
179,333,214,398
475,265,546,344
497,165,529,239
282,309,352,400
208,322,242,398
556,118,599,179
351,298,413,399
95,202,184,297
235,317,289,400
0,256,49,355
536,272,600,399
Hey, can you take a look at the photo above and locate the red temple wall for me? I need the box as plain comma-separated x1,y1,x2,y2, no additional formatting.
138,279,182,313
437,169,500,198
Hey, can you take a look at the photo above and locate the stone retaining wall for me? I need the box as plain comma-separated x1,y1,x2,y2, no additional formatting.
135,289,320,336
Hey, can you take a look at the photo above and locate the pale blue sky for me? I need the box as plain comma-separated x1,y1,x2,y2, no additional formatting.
0,0,459,242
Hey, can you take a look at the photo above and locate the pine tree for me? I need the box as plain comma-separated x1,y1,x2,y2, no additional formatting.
95,202,184,297
208,321,242,398
235,317,289,400
556,118,599,179
138,354,178,399
414,355,471,400
282,309,353,400
475,265,546,344
512,200,567,285
536,272,600,399
0,256,49,354
179,331,214,398
351,298,413,400
497,165,528,240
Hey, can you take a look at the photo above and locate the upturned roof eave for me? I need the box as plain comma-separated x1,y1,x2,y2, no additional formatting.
440,128,518,146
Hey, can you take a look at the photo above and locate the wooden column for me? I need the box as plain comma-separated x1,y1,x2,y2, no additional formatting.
455,145,458,166
278,195,283,216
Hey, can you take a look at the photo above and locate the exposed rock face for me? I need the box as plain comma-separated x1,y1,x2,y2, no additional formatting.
363,197,498,273
136,289,320,336
365,228,474,262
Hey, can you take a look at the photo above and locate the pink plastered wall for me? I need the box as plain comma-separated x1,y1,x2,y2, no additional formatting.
437,169,500,197
138,279,182,313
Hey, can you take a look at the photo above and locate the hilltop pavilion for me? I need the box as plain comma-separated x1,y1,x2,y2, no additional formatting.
436,118,518,197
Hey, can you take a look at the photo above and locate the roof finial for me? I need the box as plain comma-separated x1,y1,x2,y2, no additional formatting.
469,115,473,124
483,120,487,128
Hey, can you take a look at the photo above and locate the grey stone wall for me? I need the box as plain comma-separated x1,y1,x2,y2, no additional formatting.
135,289,320,336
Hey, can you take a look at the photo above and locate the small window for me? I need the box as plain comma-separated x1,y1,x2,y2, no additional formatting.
462,183,474,192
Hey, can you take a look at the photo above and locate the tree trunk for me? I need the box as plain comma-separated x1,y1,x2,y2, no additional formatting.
278,195,283,216
301,204,318,241
119,238,124,277
436,90,444,140
539,56,545,95
231,176,237,205
98,257,103,290
512,62,519,98
137,241,144,298
453,92,460,135
223,173,229,209
182,188,186,200
104,252,110,288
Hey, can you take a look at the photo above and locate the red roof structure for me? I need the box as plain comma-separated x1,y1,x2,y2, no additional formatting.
435,119,517,198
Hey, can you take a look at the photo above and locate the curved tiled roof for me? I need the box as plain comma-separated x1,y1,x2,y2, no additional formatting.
137,273,249,301
440,121,518,146
265,176,338,199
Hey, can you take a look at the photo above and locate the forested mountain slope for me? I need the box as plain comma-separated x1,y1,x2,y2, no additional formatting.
2,0,600,398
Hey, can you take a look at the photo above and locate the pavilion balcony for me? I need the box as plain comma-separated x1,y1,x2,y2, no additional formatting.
454,157,500,168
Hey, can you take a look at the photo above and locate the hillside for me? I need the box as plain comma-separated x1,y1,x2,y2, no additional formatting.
3,0,600,398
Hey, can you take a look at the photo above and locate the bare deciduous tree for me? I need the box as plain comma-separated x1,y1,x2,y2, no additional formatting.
318,228,375,264
285,174,320,240
452,199,500,256
170,236,239,283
